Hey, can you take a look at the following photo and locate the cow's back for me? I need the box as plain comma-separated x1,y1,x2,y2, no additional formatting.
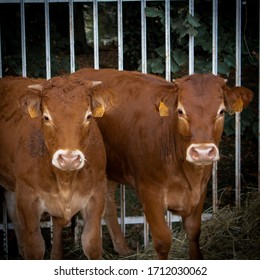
74,69,177,185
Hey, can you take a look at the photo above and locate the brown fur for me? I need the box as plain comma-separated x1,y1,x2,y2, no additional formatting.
72,68,253,259
0,75,113,259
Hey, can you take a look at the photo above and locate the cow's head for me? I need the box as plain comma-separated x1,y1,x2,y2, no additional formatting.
157,73,253,165
20,77,114,171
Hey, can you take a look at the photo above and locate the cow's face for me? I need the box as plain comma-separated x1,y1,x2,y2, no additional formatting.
21,77,112,171
159,74,253,166
176,74,253,165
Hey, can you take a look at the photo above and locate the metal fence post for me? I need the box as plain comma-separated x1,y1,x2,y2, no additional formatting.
45,0,51,79
20,0,27,77
69,0,75,73
212,0,218,212
117,0,123,70
235,0,242,208
93,0,99,69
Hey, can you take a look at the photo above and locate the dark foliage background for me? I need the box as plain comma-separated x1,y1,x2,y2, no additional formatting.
0,0,259,260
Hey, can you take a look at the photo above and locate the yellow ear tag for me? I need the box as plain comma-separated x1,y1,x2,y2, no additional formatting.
93,105,105,118
159,101,169,117
28,105,40,118
232,97,243,113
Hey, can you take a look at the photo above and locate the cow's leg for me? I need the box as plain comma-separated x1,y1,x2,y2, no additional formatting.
103,181,132,256
81,182,105,260
4,190,24,257
182,189,207,260
141,192,172,260
50,216,63,259
16,184,45,259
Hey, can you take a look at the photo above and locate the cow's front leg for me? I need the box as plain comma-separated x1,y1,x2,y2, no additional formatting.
16,184,45,259
182,189,207,260
50,216,63,259
4,190,24,258
81,183,105,260
141,191,172,260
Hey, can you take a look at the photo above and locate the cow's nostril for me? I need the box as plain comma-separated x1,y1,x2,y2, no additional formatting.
186,144,219,165
190,147,200,160
58,154,80,169
52,150,85,170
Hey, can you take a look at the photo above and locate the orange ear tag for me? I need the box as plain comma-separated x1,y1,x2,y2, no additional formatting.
93,105,105,118
232,97,243,113
159,101,169,117
28,105,40,118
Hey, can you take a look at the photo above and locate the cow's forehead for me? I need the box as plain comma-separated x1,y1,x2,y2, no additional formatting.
177,74,225,112
44,86,90,107
42,86,91,121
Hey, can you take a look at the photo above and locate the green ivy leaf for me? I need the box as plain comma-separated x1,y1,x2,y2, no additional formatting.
218,61,230,76
172,49,187,66
171,59,180,73
148,58,164,74
155,45,165,57
145,7,163,18
186,14,201,28
224,54,235,68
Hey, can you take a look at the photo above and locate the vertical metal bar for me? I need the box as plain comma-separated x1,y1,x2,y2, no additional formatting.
143,214,149,247
120,184,125,235
93,0,99,69
117,0,123,70
235,0,242,207
165,0,171,228
212,0,218,75
165,0,171,82
3,198,8,260
20,0,27,77
141,0,149,240
45,0,51,79
69,0,75,73
189,0,194,75
212,0,218,212
141,0,147,74
74,215,80,246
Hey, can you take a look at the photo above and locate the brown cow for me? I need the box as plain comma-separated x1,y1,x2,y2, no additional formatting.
71,68,253,259
0,76,113,259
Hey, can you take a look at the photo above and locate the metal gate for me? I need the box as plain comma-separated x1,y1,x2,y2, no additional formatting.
0,0,259,259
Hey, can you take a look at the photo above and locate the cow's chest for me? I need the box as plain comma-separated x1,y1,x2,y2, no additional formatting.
165,173,207,217
39,180,92,225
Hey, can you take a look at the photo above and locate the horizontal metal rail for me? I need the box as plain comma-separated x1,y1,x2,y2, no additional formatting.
0,0,257,259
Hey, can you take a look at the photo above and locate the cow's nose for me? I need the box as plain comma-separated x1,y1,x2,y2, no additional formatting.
186,143,219,165
52,149,85,170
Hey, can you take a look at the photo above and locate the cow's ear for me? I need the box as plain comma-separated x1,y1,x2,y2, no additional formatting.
20,93,42,118
223,85,253,115
153,84,179,117
90,82,116,118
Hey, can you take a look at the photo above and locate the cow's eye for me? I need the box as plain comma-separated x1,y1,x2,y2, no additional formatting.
218,109,226,117
84,111,93,125
86,113,92,120
219,109,225,115
178,108,184,116
43,115,49,121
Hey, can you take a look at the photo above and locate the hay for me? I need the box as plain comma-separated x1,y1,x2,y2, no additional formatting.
61,194,260,260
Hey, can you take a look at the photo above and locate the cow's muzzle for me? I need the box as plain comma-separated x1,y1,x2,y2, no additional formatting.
52,149,85,171
186,143,219,165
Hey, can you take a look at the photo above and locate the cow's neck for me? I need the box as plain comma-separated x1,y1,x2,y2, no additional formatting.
182,161,212,199
54,169,78,204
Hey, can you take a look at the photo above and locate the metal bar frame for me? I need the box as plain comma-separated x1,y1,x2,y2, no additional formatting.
212,0,218,213
69,0,76,73
0,0,257,257
235,0,242,208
